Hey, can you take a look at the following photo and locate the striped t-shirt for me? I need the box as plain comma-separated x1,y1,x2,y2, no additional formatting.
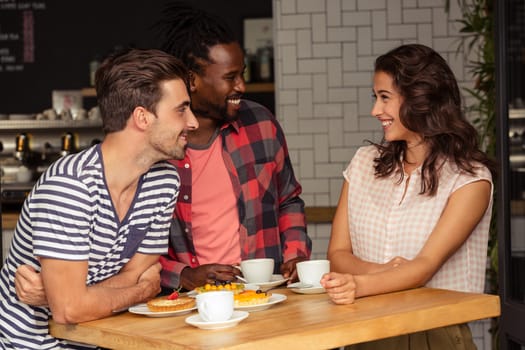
0,144,180,349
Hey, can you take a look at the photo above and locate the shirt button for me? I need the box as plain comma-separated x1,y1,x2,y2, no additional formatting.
191,257,196,263
184,228,189,233
183,195,189,201
184,163,190,168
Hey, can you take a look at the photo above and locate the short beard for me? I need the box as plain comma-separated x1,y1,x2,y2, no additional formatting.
191,101,235,123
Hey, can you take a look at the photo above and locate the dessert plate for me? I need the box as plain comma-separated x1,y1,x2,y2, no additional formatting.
256,274,290,290
185,310,249,330
235,293,287,312
128,303,197,318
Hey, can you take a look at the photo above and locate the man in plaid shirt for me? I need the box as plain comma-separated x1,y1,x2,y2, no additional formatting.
157,4,311,290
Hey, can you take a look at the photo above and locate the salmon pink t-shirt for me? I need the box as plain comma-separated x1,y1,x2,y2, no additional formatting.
186,133,241,265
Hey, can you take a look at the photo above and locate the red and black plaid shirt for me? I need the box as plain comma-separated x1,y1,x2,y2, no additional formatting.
160,100,311,289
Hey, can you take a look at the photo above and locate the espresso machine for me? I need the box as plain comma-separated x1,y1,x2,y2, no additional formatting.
0,124,103,211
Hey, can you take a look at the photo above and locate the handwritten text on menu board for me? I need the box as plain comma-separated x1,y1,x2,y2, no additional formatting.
0,0,46,73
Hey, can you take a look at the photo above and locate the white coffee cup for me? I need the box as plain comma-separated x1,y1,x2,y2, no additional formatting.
296,259,330,287
240,258,274,284
196,291,234,322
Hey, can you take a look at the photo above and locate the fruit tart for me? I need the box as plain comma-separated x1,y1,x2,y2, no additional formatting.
146,291,195,313
234,290,271,307
194,282,244,295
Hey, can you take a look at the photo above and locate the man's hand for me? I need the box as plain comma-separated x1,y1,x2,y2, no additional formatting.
280,257,308,283
180,264,237,290
137,263,162,301
15,265,48,307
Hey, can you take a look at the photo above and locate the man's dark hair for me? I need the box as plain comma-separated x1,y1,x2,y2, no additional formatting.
154,2,237,74
95,48,188,134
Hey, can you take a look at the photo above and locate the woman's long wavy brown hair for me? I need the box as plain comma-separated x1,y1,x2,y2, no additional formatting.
371,44,496,196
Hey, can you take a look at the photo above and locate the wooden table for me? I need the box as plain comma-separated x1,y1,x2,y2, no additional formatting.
49,287,500,350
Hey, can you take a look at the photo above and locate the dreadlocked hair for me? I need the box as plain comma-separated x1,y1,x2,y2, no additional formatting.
153,2,237,74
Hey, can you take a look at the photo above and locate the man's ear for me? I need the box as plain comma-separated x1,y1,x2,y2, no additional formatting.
131,106,149,130
189,71,197,92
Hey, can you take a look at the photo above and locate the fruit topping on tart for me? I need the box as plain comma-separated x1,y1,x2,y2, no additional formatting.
146,296,195,312
194,282,245,295
234,290,271,307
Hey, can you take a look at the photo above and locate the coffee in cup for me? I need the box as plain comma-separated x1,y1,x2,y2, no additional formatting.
296,259,330,287
196,290,234,322
240,258,274,284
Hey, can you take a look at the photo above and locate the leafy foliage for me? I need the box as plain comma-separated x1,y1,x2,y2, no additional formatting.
454,0,499,347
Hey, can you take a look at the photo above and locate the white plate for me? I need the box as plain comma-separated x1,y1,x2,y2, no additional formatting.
185,310,249,330
235,293,287,312
128,303,197,317
256,274,289,290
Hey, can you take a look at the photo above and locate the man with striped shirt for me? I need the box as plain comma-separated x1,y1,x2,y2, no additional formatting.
0,48,197,349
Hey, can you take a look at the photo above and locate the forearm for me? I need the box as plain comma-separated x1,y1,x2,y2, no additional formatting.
43,255,161,324
95,270,140,289
353,257,433,298
329,250,385,275
51,279,156,324
278,192,310,260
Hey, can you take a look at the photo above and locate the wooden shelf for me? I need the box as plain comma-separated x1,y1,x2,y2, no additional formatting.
81,82,274,98
81,87,96,97
305,206,336,223
2,206,335,230
245,82,274,93
512,200,525,216
0,119,101,130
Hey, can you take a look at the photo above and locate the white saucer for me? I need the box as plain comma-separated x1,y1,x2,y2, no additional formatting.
235,293,287,312
128,303,197,317
288,282,326,294
185,310,249,330
291,286,326,294
255,274,290,290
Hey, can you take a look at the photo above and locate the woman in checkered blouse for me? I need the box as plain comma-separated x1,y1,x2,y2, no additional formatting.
320,44,496,350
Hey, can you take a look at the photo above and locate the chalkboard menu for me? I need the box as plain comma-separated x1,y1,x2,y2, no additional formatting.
0,0,169,114
0,1,45,73
0,0,272,115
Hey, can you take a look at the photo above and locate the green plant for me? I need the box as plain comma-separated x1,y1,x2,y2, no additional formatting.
452,0,499,348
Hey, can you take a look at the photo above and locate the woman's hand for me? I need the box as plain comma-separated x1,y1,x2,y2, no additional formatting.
320,272,357,305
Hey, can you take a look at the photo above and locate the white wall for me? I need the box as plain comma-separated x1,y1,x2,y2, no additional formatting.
272,0,491,349
273,0,476,258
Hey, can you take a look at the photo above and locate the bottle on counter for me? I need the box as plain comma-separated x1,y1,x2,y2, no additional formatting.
14,133,31,163
243,49,252,83
89,55,101,86
257,44,273,82
60,132,78,157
